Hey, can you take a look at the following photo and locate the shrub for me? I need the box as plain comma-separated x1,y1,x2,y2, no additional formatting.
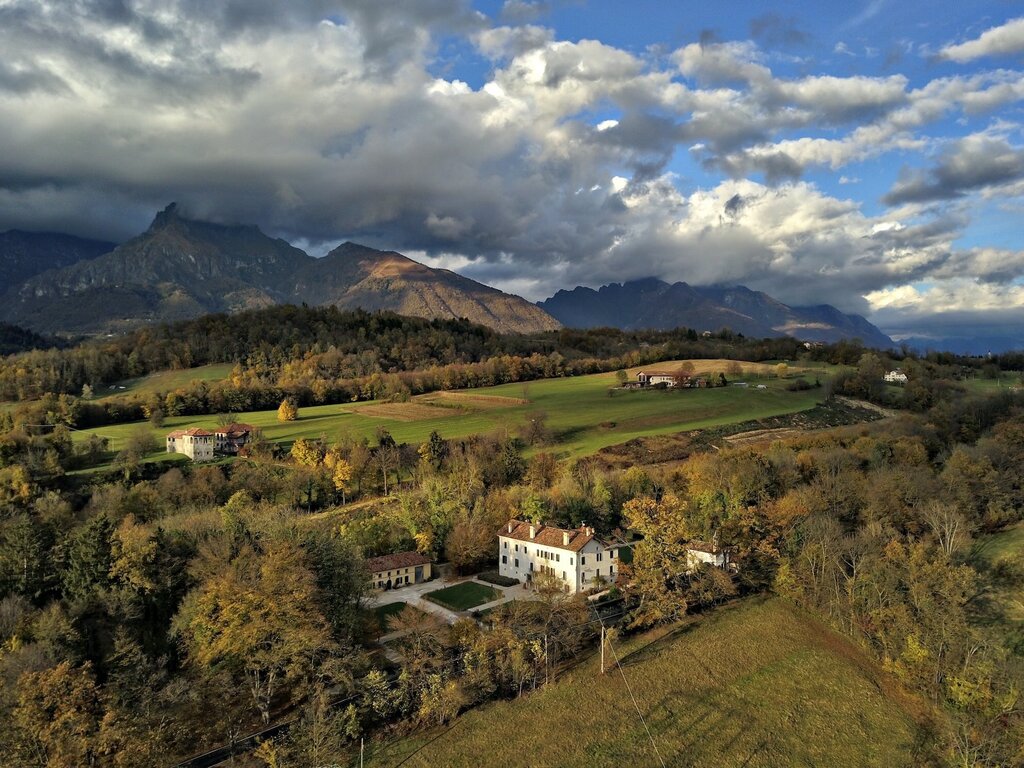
477,571,519,587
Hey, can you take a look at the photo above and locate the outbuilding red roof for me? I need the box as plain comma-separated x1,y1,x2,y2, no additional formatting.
365,551,432,574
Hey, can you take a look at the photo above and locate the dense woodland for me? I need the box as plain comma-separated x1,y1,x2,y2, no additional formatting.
0,329,1022,765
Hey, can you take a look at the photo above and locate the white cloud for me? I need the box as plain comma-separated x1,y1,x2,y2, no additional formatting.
941,17,1024,62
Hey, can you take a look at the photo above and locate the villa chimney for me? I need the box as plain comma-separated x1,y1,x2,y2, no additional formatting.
529,524,536,539
562,531,570,547
508,522,514,534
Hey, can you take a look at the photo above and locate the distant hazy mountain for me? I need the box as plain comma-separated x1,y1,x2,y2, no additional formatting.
539,278,894,348
897,335,1024,356
2,204,560,336
0,229,116,287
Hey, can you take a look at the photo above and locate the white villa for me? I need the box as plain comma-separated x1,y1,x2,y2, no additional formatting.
498,520,625,594
884,370,909,384
165,428,214,462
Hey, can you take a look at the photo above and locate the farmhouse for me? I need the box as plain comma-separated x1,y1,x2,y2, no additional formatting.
884,370,908,384
636,370,683,387
165,428,214,462
366,551,432,590
214,422,257,454
498,520,625,594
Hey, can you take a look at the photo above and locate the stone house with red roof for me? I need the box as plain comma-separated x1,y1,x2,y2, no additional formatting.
214,423,257,454
165,427,214,462
498,520,625,594
366,551,432,590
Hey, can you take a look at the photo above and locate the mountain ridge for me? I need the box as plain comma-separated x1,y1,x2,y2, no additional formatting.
2,205,560,336
539,278,893,347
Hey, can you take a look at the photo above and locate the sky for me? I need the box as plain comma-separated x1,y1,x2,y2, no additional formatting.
1,1,1024,340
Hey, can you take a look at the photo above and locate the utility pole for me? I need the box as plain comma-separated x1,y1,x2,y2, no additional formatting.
544,634,549,685
600,625,606,674
360,737,364,768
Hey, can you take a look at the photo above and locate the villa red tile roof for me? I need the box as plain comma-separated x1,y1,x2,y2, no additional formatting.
499,520,613,552
365,551,431,574
215,423,256,436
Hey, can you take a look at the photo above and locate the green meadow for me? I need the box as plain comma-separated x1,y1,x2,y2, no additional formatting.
357,597,931,768
93,363,234,399
70,361,826,468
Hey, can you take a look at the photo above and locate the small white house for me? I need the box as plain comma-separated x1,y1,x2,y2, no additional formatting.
686,539,731,570
884,370,908,384
498,521,624,594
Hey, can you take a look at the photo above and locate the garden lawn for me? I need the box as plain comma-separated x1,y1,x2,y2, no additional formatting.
424,582,502,611
68,361,830,471
358,597,931,768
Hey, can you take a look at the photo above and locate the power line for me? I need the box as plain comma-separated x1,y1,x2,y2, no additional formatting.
591,603,667,768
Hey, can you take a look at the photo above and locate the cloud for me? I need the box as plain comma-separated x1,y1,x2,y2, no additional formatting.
883,133,1024,205
940,17,1024,62
0,1,1022,335
748,13,809,47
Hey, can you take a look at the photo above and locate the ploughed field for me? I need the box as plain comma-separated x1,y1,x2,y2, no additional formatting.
70,360,827,469
356,597,931,768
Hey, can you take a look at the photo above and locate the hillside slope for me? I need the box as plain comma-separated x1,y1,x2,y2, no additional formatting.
297,242,559,334
360,598,930,768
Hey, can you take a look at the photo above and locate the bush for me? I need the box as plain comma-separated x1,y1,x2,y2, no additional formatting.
786,378,813,391
477,571,519,587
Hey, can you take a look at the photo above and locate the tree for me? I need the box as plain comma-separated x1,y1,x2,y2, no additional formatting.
615,369,628,387
290,437,324,468
61,515,114,602
622,494,693,627
418,430,448,470
277,398,298,422
176,543,336,724
324,450,353,504
374,442,400,496
446,514,497,572
11,661,103,768
775,362,789,379
519,411,549,446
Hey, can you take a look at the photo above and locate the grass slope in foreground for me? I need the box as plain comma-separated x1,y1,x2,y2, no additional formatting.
71,361,824,467
361,598,930,768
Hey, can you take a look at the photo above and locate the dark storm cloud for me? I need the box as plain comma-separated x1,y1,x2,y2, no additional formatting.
749,13,809,48
883,134,1024,205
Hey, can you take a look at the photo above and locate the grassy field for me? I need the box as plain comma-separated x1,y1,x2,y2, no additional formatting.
69,360,828,468
424,582,502,611
974,523,1024,623
93,363,234,399
359,597,931,768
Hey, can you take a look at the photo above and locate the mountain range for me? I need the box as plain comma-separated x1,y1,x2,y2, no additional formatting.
1,204,558,336
538,278,894,349
1,203,891,347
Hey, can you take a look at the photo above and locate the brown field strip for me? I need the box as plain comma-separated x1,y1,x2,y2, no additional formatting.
349,403,457,421
420,391,529,409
